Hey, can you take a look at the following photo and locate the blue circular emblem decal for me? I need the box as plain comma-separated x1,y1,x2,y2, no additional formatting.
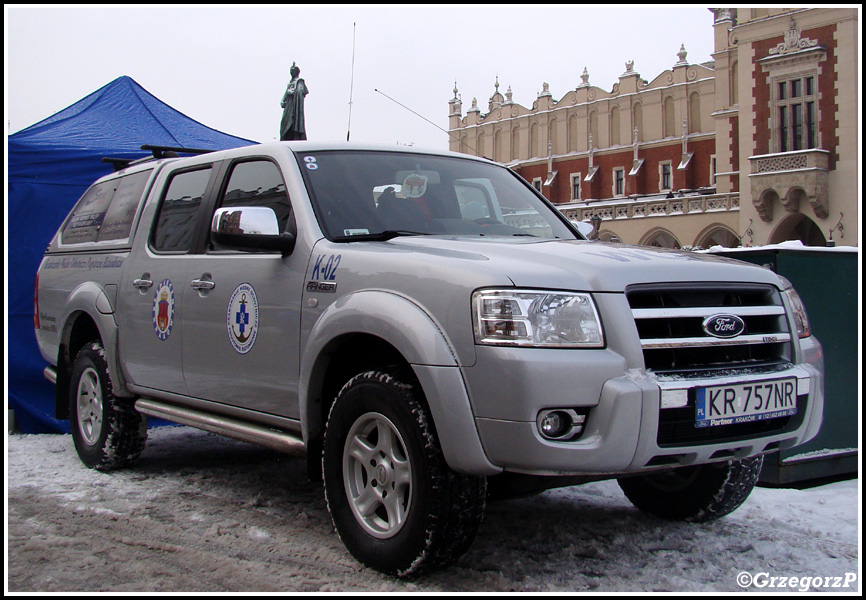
227,283,259,354
152,279,175,341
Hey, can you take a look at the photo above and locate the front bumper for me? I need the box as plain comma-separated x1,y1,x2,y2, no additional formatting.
464,345,824,477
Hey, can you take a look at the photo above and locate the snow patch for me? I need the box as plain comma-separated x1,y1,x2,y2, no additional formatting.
6,427,860,592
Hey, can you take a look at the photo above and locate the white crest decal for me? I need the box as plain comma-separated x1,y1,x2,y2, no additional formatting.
226,283,259,354
402,173,428,198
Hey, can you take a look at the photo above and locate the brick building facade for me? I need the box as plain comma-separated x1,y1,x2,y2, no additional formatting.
448,8,858,249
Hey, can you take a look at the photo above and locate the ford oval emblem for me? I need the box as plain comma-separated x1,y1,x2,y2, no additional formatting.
702,314,746,338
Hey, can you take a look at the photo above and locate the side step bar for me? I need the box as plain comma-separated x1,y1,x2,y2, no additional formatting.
135,398,307,457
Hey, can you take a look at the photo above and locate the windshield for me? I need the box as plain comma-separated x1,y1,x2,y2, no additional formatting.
296,150,579,241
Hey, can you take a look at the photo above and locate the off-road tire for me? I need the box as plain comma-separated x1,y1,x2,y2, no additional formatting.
69,341,148,471
618,455,764,522
322,369,486,577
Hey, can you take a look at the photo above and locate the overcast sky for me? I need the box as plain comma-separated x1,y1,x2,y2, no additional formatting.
6,5,716,150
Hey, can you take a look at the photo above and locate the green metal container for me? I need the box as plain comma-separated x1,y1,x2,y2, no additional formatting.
711,244,858,486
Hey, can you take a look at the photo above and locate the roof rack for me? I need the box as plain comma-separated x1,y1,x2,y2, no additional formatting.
101,157,137,171
141,144,214,159
101,144,215,172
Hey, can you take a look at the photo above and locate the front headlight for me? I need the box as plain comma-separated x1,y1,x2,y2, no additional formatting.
778,276,811,339
472,289,604,347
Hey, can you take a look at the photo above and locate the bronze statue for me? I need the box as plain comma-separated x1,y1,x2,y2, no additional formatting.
280,62,309,141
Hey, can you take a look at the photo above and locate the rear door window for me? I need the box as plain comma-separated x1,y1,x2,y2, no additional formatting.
151,167,213,253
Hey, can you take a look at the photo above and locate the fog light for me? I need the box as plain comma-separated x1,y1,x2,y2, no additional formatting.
538,410,573,440
537,408,589,441
540,411,567,437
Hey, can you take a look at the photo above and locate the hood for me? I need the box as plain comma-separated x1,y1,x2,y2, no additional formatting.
386,237,782,292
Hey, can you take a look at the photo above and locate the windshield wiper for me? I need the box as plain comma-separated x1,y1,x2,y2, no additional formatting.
332,230,430,242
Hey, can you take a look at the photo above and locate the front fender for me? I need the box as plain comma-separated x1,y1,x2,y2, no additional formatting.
299,290,500,476
309,290,461,368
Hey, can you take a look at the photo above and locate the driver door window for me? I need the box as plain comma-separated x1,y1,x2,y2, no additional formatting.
214,160,294,246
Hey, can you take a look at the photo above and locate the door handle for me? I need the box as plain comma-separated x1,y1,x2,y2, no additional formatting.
133,276,153,290
190,275,215,291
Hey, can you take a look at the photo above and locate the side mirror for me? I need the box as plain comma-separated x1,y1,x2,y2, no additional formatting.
211,206,296,254
573,220,595,239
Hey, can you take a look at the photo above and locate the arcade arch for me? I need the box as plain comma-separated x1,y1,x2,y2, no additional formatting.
694,224,739,249
639,227,681,249
769,214,826,247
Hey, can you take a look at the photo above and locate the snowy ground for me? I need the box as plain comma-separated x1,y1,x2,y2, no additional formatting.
6,425,860,593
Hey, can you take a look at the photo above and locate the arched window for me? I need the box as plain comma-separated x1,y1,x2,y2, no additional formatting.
568,114,579,152
689,92,701,134
663,97,676,138
530,122,539,157
548,118,558,154
589,111,599,148
511,127,520,161
493,129,503,162
610,106,621,146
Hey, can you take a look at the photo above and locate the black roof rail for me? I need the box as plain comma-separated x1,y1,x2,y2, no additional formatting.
141,144,214,158
101,145,216,172
101,157,135,172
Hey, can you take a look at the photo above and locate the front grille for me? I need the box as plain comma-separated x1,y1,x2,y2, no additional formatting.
628,283,800,448
627,283,792,374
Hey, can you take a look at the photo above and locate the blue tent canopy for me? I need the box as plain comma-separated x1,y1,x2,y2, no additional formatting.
8,76,257,433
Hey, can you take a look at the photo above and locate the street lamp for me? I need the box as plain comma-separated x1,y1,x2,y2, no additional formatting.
590,214,602,240
828,212,844,247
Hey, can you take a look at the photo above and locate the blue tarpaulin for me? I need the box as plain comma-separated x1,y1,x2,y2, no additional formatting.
8,76,257,433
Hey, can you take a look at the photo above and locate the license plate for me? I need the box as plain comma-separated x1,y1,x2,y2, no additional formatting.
695,378,797,428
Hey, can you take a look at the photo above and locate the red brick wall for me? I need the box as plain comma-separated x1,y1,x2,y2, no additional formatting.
641,145,683,191
685,138,715,189
594,150,631,199
517,136,716,203
516,163,551,200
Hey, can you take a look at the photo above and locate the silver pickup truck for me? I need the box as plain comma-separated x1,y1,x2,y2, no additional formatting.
35,142,824,577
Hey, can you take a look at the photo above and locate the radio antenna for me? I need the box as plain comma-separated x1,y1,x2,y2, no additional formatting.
374,88,476,154
347,22,357,141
